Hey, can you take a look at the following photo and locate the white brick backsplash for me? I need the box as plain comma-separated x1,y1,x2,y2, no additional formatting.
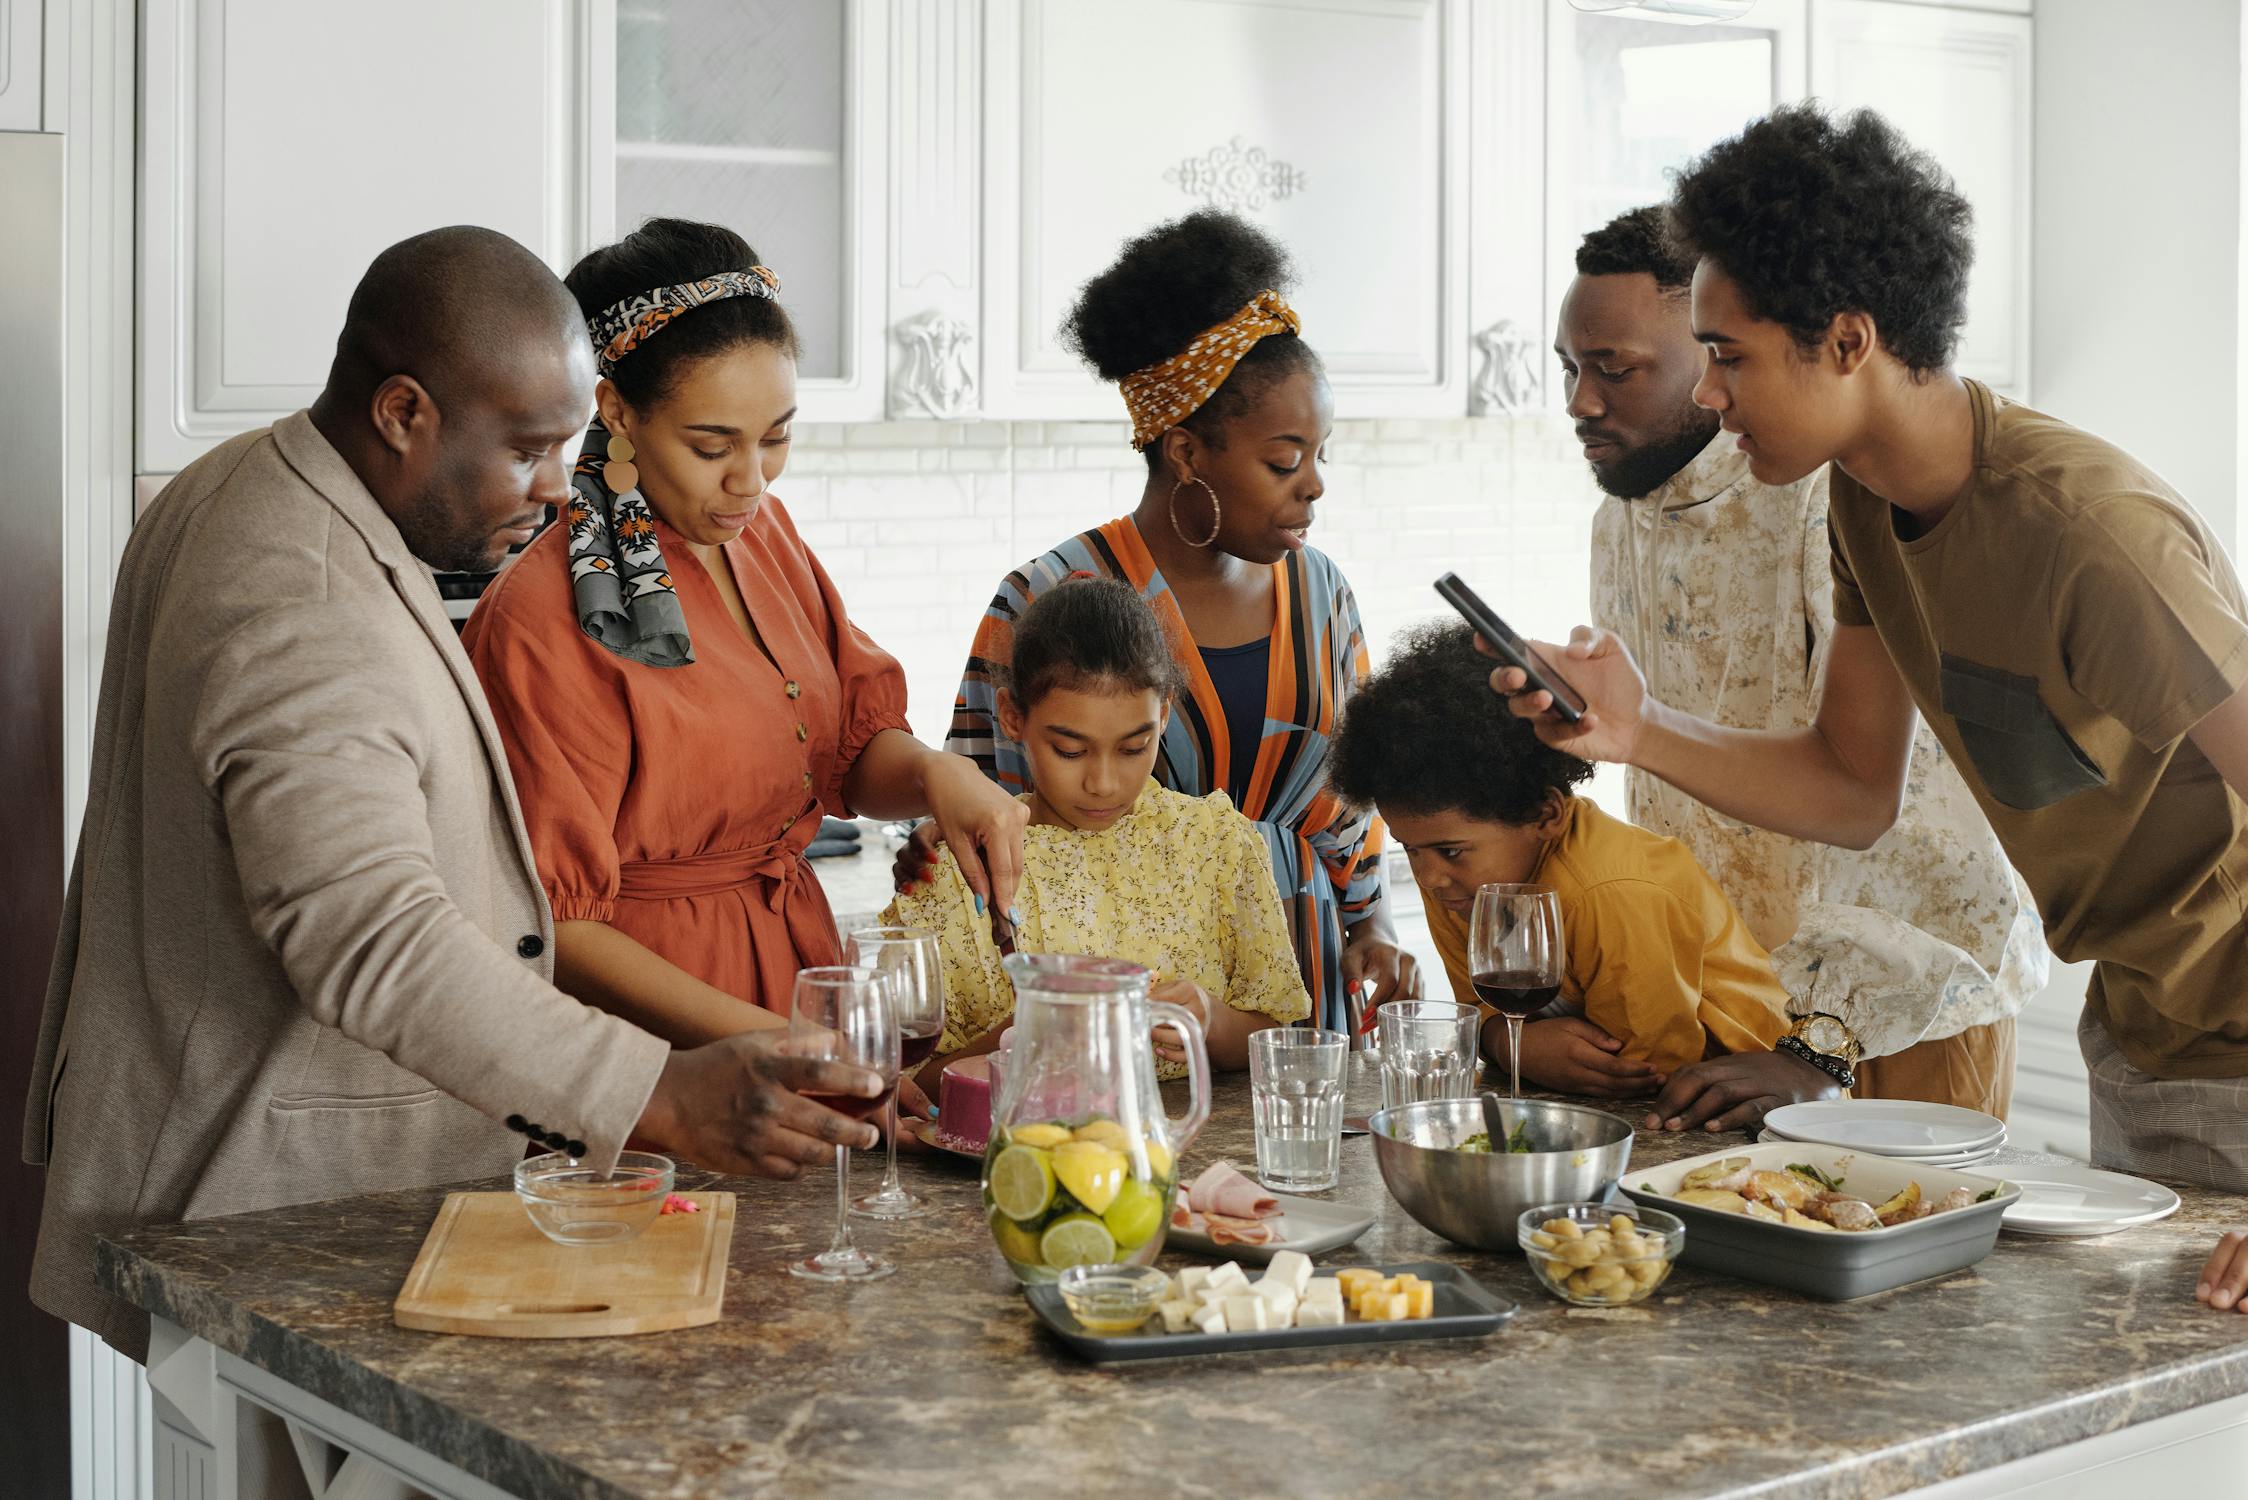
779,412,1603,743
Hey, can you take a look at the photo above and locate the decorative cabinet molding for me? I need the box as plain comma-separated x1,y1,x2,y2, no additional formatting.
886,0,980,418
136,0,602,472
1810,0,2033,401
981,0,1470,420
0,0,42,131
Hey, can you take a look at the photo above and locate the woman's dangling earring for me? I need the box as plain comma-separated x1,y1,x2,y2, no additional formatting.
603,430,640,494
1169,475,1222,548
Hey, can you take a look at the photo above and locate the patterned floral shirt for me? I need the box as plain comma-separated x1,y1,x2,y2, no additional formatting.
882,781,1311,1075
1590,435,2049,1058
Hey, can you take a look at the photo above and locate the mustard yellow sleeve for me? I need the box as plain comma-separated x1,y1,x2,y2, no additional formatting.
883,852,1012,1054
1564,881,1712,1077
1217,814,1313,1023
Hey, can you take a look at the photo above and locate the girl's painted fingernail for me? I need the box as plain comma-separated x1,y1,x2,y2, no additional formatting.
1009,906,1023,924
974,892,986,916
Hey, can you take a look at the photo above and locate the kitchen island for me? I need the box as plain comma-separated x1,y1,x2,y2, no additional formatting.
104,1076,2248,1500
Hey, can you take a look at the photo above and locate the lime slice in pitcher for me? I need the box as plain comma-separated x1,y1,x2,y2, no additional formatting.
1038,1214,1118,1270
989,1145,1056,1222
1103,1178,1165,1250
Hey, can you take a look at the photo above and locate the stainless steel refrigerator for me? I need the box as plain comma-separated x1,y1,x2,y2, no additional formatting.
1,127,73,1497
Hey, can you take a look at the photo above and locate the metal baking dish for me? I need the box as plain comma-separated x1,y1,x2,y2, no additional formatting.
1024,1261,1516,1363
1622,1142,2022,1301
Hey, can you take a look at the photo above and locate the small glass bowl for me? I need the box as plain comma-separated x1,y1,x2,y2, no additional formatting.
1517,1201,1685,1307
1055,1263,1171,1334
514,1151,673,1247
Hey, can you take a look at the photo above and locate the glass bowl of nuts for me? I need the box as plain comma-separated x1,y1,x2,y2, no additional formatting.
1518,1202,1685,1307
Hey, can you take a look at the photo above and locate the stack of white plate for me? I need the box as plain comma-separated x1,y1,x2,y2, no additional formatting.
1758,1099,2006,1169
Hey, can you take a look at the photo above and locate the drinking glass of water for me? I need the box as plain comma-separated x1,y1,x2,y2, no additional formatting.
1469,884,1564,1099
1249,1027,1348,1192
1377,1001,1479,1112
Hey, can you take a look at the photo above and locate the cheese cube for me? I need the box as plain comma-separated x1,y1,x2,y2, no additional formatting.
1191,1303,1228,1334
1176,1266,1212,1300
1256,1285,1298,1325
1206,1261,1250,1294
1223,1294,1270,1332
1296,1299,1346,1328
1302,1277,1345,1309
1265,1249,1313,1295
1334,1267,1381,1296
1157,1299,1196,1334
1379,1291,1410,1322
1403,1280,1434,1320
1194,1284,1230,1309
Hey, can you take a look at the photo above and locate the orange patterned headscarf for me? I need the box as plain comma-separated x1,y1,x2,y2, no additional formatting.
1118,290,1302,450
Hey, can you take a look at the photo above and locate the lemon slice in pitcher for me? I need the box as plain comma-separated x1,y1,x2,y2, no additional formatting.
1051,1141,1127,1214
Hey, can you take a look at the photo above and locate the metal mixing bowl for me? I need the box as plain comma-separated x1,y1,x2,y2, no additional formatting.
1370,1097,1634,1251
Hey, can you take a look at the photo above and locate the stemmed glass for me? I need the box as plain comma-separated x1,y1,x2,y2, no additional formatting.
846,926,946,1220
1468,884,1564,1099
786,965,899,1282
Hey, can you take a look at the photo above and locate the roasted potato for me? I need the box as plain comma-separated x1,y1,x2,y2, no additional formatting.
1680,1157,1752,1191
1675,1187,1750,1214
1743,1199,1786,1223
1872,1181,1921,1225
1746,1170,1816,1211
1781,1206,1843,1233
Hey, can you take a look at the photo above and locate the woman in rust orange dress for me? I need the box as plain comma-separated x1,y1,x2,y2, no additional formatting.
464,218,1026,1047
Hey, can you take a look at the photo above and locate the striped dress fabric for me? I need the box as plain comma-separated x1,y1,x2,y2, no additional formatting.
946,515,1386,1029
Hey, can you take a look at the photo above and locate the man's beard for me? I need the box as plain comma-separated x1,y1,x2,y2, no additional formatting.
1587,406,1723,499
395,481,509,574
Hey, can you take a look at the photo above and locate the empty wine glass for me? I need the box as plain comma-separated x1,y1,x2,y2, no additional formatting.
1468,884,1564,1099
846,926,945,1220
787,965,899,1282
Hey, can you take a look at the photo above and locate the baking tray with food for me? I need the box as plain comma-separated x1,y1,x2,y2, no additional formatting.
1024,1255,1517,1364
1621,1142,2022,1300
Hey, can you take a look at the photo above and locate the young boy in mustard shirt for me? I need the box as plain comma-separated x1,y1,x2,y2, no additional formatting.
1331,623,1830,1115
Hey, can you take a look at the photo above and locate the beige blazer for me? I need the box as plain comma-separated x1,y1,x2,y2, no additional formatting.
23,413,671,1360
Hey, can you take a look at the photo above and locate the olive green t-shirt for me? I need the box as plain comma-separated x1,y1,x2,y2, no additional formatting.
1829,379,2248,1078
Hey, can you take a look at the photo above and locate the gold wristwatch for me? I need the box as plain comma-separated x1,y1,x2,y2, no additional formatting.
1776,1010,1862,1090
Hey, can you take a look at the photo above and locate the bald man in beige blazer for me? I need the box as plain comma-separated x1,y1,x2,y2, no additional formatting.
24,228,882,1361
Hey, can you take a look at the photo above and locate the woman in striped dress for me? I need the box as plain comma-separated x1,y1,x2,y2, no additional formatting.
903,210,1421,1029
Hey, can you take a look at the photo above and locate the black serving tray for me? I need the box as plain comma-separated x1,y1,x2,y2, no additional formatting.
1025,1261,1516,1364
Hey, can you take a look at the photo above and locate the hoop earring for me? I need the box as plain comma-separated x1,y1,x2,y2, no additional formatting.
602,430,640,494
1169,475,1222,548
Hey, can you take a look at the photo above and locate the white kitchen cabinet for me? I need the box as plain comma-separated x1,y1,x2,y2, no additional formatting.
0,0,40,132
981,0,1470,421
1534,0,1807,414
137,0,602,473
1810,0,2033,399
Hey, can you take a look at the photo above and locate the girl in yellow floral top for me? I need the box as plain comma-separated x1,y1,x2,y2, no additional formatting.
885,578,1310,1080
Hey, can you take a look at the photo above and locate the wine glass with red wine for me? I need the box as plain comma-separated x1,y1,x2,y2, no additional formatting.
787,965,899,1282
845,926,946,1221
1468,884,1564,1099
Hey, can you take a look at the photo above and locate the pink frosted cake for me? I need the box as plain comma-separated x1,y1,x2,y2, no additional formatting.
934,1037,1009,1153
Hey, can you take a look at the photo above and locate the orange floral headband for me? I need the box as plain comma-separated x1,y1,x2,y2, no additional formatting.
1118,289,1302,449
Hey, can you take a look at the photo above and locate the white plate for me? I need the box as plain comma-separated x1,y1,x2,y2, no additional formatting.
1759,1125,2004,1168
1164,1193,1377,1263
1957,1162,2181,1237
1763,1100,2006,1157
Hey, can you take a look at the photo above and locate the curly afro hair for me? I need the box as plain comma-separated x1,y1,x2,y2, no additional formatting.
1001,576,1188,711
1575,205,1695,293
565,217,801,410
1061,209,1324,470
1329,622,1593,826
1667,104,1973,374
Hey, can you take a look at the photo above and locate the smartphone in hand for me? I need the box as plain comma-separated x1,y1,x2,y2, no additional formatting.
1434,572,1587,724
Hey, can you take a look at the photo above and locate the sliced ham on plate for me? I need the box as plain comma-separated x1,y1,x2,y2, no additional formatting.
1171,1205,1281,1247
1186,1159,1279,1221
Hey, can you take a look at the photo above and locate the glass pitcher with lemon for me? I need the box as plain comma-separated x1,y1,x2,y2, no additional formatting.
981,954,1211,1283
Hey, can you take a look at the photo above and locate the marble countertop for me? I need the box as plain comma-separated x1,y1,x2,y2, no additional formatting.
102,1077,2248,1500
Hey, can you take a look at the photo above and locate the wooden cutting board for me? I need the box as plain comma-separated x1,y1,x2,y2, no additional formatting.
393,1190,735,1338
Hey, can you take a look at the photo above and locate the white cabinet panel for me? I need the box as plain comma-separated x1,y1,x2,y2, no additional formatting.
1811,0,2033,399
138,0,598,471
0,0,39,131
984,0,1468,419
